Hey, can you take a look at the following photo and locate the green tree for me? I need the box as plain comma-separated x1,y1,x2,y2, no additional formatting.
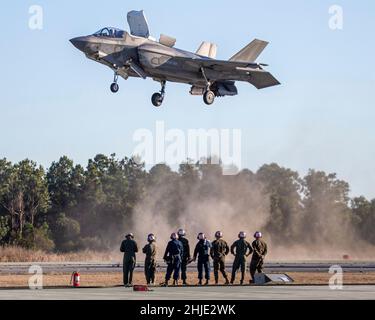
54,213,81,252
351,196,375,244
302,170,352,244
256,163,303,242
47,156,85,213
0,159,50,239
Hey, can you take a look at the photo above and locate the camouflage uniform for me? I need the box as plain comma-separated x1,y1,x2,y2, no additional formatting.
250,239,268,281
142,241,157,284
179,236,191,283
120,238,138,285
210,239,230,283
230,239,253,283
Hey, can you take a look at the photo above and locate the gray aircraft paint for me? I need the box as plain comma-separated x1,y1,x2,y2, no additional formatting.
70,10,280,106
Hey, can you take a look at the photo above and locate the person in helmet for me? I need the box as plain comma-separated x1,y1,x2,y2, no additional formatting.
250,231,268,283
210,231,230,285
120,233,138,286
177,228,191,285
142,233,157,285
163,232,184,286
193,233,212,285
230,231,253,285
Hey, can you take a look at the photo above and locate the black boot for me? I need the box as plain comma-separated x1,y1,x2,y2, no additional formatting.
204,280,209,286
224,277,229,285
198,279,202,285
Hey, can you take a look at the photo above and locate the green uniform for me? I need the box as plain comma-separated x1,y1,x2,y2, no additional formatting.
142,241,157,284
230,239,253,283
250,239,268,280
210,239,230,283
120,239,138,285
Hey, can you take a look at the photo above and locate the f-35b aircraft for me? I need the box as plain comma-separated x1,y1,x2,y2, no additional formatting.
70,10,280,107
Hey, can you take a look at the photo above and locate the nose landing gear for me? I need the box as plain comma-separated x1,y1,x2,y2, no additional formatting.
110,72,119,93
151,80,166,107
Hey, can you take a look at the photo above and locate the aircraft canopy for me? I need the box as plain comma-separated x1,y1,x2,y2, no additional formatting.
93,27,125,38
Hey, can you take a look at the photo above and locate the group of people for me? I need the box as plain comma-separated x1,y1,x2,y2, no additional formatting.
120,229,268,287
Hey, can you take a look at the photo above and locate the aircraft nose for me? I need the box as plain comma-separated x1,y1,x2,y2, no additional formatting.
70,36,88,52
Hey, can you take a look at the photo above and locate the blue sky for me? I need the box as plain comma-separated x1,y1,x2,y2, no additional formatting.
1,1,374,198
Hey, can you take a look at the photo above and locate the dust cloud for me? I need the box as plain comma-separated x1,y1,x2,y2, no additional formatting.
129,168,375,261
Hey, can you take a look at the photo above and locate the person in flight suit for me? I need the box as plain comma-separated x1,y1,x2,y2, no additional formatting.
230,231,253,285
250,231,268,283
142,233,157,285
193,233,212,285
120,233,138,286
177,228,191,285
163,232,184,286
210,231,230,285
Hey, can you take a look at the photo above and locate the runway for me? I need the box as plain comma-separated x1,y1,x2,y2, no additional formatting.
1,261,375,274
0,285,374,300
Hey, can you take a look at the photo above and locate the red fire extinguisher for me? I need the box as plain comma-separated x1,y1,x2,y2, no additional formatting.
71,271,80,288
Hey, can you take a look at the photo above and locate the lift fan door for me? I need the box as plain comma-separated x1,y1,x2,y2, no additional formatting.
127,10,150,38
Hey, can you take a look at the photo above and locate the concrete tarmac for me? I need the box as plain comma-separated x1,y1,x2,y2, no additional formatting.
0,285,374,300
1,262,375,274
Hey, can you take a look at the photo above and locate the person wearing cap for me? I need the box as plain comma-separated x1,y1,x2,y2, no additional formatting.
142,233,157,285
230,231,253,285
210,231,230,285
250,231,268,283
163,232,184,286
120,233,138,286
177,228,191,285
193,233,212,285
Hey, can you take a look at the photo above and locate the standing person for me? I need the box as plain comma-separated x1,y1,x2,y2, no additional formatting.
120,233,138,287
193,233,212,285
230,231,252,285
163,232,184,286
142,233,157,285
250,231,268,283
210,231,230,285
177,228,191,285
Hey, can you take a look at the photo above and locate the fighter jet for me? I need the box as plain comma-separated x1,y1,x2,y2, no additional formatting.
70,10,280,107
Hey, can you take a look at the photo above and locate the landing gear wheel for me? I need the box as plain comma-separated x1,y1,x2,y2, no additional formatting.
110,82,119,93
203,90,215,105
151,92,163,107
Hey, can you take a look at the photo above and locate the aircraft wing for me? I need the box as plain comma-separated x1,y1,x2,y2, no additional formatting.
173,56,280,89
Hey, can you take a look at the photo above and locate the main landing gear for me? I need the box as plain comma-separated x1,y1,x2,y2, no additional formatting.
151,80,166,107
110,72,119,93
203,90,215,105
200,67,215,106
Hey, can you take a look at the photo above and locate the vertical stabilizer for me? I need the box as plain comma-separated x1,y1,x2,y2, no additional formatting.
230,39,268,62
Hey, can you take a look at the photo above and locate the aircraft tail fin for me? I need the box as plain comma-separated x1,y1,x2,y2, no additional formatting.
196,42,217,59
229,39,268,62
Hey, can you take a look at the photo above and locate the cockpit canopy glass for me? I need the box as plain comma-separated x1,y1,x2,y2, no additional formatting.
93,27,125,38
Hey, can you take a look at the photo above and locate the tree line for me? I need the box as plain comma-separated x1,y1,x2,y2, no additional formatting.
0,154,374,252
